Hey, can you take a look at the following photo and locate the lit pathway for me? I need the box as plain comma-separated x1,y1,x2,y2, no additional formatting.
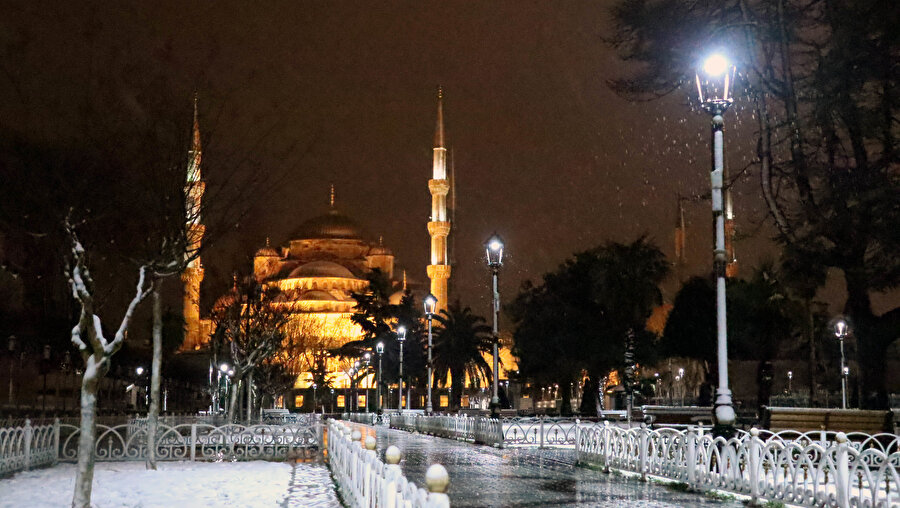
282,460,342,508
353,424,744,508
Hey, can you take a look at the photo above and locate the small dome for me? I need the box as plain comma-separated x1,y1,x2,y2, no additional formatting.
299,290,338,301
290,209,367,240
288,260,355,279
255,238,280,258
255,246,280,257
368,244,392,256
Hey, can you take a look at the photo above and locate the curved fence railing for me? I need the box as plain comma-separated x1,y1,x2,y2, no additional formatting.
388,414,504,448
328,420,449,507
1,418,322,477
575,422,900,508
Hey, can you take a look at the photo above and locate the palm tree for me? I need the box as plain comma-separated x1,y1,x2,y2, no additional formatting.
432,300,494,410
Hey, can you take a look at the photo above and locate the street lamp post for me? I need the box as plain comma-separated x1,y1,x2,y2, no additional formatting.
787,371,793,394
424,294,437,414
397,326,406,413
695,52,737,427
312,383,317,413
833,319,849,409
485,234,504,418
376,342,384,413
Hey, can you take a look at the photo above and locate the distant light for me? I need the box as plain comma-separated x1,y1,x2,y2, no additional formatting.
834,319,848,338
703,54,730,77
220,363,229,372
136,366,144,376
227,370,234,376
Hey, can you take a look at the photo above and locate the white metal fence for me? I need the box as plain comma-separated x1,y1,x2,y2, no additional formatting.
575,422,900,508
1,417,322,477
388,414,504,448
328,420,450,507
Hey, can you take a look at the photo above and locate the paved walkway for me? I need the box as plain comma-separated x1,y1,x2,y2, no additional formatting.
282,460,341,507
354,424,744,508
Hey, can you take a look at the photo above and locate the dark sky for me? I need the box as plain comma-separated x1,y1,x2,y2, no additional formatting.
3,1,894,318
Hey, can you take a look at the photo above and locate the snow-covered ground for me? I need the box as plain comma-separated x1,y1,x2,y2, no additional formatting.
0,460,340,507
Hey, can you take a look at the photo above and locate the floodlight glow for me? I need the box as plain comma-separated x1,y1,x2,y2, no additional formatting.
703,54,729,77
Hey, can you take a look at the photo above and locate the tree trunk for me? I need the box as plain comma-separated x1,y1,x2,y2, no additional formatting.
72,357,104,508
560,380,573,416
449,368,463,410
805,299,818,406
147,284,163,470
844,271,889,408
228,377,240,423
245,370,254,422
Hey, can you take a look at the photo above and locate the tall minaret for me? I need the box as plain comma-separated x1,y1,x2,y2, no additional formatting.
181,93,206,351
426,87,451,314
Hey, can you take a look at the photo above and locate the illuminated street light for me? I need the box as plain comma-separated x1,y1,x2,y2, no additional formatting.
694,52,737,428
834,319,849,409
485,233,505,418
397,325,406,413
424,293,437,413
376,342,384,413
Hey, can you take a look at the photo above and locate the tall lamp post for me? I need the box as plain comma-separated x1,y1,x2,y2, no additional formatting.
833,319,849,409
397,326,406,413
424,293,437,414
376,342,384,413
485,234,504,418
695,53,737,427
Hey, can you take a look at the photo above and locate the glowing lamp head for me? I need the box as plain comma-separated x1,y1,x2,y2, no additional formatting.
485,233,505,268
376,342,384,354
834,319,848,338
397,326,406,342
220,363,229,373
364,352,371,361
423,293,437,316
695,52,736,113
703,54,729,76
136,366,144,376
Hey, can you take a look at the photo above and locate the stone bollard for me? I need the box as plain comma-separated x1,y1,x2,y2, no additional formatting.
425,463,450,508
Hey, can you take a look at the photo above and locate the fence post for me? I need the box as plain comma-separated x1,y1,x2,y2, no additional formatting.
749,428,760,504
190,424,197,461
602,420,611,473
53,418,60,465
639,423,648,482
539,416,545,449
383,445,402,507
686,426,697,489
574,418,580,465
24,418,32,471
425,464,450,508
834,432,850,508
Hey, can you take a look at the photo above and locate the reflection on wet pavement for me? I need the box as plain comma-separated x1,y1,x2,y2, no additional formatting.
353,424,744,508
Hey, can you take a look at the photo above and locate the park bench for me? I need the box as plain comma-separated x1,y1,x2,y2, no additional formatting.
764,406,893,433
641,405,714,426
261,408,298,424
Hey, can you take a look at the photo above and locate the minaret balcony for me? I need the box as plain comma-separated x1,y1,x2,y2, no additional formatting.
427,264,452,279
427,221,451,237
428,179,450,196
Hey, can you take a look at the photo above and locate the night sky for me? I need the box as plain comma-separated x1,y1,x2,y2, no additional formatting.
4,1,893,318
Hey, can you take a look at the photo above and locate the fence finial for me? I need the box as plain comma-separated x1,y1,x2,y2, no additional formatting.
385,445,401,465
365,435,376,450
425,463,450,493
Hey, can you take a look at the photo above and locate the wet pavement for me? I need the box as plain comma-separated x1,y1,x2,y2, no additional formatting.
352,424,745,508
282,460,342,507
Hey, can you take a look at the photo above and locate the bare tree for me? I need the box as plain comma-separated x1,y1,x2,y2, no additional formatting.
66,221,153,508
210,279,289,422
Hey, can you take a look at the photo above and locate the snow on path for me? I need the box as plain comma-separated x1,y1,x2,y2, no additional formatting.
0,461,340,508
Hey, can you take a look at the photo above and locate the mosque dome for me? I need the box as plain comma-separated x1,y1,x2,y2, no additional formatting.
289,260,355,279
290,209,367,241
